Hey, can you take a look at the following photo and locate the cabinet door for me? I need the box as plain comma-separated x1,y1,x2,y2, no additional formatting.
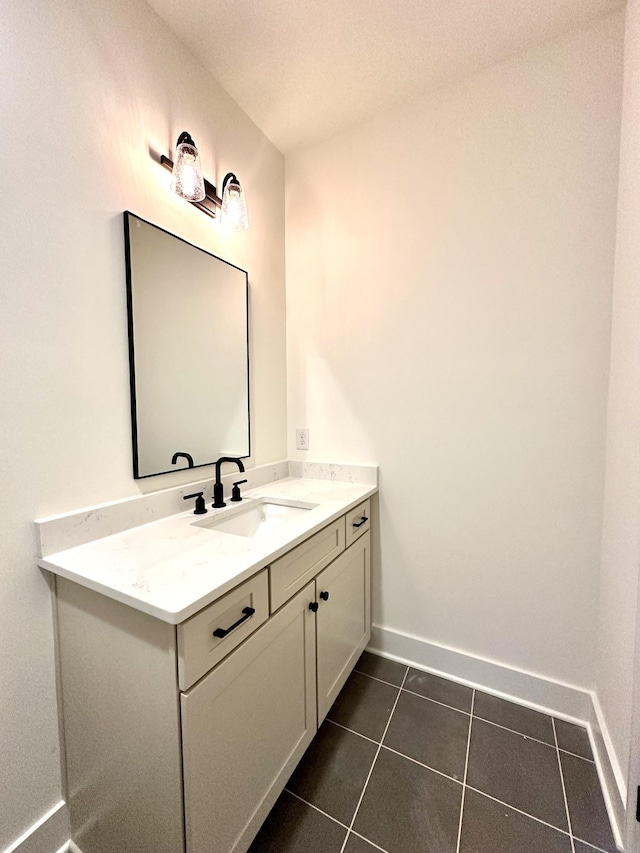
316,531,371,723
181,582,317,853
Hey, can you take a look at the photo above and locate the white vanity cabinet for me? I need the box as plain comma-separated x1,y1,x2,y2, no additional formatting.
181,530,370,853
54,504,372,853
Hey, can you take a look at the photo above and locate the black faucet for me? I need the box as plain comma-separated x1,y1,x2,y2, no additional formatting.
171,451,194,468
213,457,245,508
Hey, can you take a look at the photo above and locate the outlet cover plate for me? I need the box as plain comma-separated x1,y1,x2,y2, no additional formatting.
296,428,309,451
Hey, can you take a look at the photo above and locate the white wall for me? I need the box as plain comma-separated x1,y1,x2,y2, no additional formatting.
286,16,623,691
0,0,286,848
596,0,640,830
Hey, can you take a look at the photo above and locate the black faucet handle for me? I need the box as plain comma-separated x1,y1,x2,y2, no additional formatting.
230,479,248,502
184,491,207,515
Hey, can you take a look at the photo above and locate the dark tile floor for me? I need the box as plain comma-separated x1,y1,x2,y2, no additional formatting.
249,652,619,853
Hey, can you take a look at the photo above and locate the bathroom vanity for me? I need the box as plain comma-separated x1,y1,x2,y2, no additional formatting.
38,473,376,853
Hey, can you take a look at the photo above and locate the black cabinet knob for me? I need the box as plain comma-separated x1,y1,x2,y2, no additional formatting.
309,601,319,613
319,591,329,601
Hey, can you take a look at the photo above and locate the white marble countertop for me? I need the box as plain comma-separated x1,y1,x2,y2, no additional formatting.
38,478,376,624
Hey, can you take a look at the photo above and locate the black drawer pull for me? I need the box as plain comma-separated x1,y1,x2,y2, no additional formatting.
213,606,255,638
319,590,329,601
352,516,368,528
309,601,319,613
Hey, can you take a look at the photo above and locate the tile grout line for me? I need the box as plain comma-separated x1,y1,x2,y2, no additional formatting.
473,715,595,762
348,829,391,853
571,838,616,853
455,689,475,853
379,744,464,785
355,666,472,717
402,687,472,716
282,789,350,830
558,748,595,764
553,717,576,853
353,665,407,691
465,784,573,838
280,792,395,852
326,718,381,746
473,715,556,749
337,668,410,853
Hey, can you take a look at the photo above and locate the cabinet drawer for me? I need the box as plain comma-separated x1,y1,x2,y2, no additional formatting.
345,499,371,547
270,519,345,612
178,570,269,690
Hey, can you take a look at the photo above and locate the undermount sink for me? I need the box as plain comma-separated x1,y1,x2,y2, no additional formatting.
192,498,318,540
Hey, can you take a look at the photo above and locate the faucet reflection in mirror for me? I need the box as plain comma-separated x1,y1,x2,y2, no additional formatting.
172,451,195,469
160,131,249,230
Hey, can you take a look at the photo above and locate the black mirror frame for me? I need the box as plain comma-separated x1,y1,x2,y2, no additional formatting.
123,211,251,479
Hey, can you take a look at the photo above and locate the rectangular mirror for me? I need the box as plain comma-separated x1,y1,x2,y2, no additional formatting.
124,212,250,479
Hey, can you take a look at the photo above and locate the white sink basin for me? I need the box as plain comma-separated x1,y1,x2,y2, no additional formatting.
192,498,318,540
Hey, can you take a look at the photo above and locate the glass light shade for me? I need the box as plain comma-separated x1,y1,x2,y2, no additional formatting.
221,176,249,231
170,140,206,202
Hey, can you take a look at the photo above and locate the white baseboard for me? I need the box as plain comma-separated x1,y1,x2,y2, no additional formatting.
589,692,627,851
2,802,68,853
370,625,592,719
369,624,626,850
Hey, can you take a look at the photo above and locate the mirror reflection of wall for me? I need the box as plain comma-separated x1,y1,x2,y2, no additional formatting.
124,213,250,479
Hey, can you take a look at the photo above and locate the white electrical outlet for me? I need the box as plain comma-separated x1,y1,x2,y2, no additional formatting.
296,428,309,451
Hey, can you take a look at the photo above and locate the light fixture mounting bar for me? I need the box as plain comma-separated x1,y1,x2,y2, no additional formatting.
160,155,223,218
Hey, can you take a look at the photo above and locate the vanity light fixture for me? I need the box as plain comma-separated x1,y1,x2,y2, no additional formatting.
168,132,205,202
221,173,249,231
160,132,248,229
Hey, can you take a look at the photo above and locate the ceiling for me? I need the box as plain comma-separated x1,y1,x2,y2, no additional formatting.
146,0,623,153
